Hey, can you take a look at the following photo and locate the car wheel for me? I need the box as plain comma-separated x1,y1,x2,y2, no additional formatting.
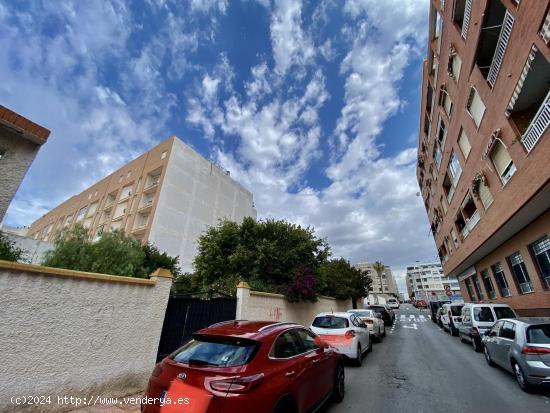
451,327,458,337
472,337,483,352
331,362,345,403
355,344,362,367
484,346,495,367
513,362,533,393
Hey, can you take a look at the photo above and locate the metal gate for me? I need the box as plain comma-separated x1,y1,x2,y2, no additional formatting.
156,291,237,361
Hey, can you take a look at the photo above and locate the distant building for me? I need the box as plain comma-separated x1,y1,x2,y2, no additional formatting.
354,262,399,298
417,1,550,315
0,105,50,223
406,262,462,302
28,136,256,272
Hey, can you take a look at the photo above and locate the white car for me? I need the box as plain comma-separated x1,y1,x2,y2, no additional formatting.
347,309,386,342
441,302,464,336
311,312,371,366
387,298,400,309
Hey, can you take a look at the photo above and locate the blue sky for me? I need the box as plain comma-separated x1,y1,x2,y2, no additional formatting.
0,0,438,290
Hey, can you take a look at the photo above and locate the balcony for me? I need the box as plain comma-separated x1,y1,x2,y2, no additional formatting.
521,89,550,152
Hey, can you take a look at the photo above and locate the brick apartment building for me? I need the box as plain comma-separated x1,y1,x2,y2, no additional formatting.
28,136,256,272
417,0,550,315
0,106,50,223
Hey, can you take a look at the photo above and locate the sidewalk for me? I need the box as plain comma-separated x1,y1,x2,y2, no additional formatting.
67,393,141,413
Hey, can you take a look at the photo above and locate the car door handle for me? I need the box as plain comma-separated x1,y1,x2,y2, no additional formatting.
312,358,320,364
285,371,295,377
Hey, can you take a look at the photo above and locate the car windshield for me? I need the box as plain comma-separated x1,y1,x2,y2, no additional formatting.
312,316,349,329
527,325,550,344
494,307,516,319
473,307,494,322
451,306,463,316
172,336,259,367
349,310,374,317
371,307,387,313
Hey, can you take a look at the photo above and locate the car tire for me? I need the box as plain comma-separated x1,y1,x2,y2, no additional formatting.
484,345,495,367
459,333,467,344
331,362,345,403
472,337,483,352
355,344,362,367
451,327,459,337
513,361,534,393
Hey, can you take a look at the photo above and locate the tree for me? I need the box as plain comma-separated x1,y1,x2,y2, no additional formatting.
349,267,373,309
0,231,28,262
43,225,182,279
193,217,330,301
319,258,372,307
372,261,386,295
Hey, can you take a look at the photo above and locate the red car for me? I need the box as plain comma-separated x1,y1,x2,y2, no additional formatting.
142,320,345,413
415,300,428,309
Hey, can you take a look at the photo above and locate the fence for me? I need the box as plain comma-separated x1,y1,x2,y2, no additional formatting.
0,261,172,412
235,282,353,327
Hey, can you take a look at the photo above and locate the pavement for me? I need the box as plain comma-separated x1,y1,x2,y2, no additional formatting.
321,304,550,413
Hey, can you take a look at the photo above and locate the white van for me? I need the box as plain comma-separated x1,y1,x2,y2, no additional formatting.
387,298,400,309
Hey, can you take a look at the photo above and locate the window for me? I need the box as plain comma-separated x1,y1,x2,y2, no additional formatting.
440,88,453,118
440,196,448,214
120,184,133,199
490,141,516,184
113,201,127,219
448,49,462,81
478,179,493,210
530,236,550,289
76,207,87,222
474,307,494,322
481,270,496,299
173,336,258,366
494,307,516,319
453,0,468,32
312,316,349,329
500,321,516,341
458,129,471,159
450,229,459,248
465,279,475,301
87,202,99,217
455,193,479,238
161,150,167,160
492,262,511,297
271,331,303,358
527,325,550,344
127,171,132,178
466,87,486,128
442,172,455,203
295,329,319,352
473,275,484,301
508,252,534,294
448,151,462,185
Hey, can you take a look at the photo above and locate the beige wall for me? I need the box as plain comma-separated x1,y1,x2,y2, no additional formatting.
235,283,353,328
0,261,172,412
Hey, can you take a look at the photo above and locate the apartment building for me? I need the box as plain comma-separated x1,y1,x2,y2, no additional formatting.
417,0,550,315
354,262,399,297
0,106,50,223
406,263,462,302
28,136,257,272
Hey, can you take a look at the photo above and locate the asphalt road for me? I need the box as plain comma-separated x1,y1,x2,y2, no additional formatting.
322,304,550,413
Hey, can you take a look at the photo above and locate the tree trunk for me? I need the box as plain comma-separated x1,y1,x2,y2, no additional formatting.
352,297,358,309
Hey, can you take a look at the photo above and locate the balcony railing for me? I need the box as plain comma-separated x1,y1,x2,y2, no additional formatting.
522,89,550,152
519,281,534,294
487,11,514,88
461,0,472,39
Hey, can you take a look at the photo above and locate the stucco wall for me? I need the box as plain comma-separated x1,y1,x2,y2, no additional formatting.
2,233,52,264
235,283,353,328
0,262,172,412
0,129,41,222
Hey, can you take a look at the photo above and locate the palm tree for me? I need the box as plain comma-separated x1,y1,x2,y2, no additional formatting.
372,261,385,300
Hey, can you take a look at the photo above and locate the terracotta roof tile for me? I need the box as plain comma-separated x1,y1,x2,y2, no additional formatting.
0,105,50,141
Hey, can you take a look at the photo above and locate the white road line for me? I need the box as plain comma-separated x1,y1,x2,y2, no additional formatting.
419,315,426,321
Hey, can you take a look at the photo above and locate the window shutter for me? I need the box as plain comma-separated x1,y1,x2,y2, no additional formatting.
458,130,471,158
491,142,512,176
462,0,472,39
468,88,485,127
452,54,462,80
479,181,493,210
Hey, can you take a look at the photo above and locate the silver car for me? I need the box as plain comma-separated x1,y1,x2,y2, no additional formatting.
482,317,550,392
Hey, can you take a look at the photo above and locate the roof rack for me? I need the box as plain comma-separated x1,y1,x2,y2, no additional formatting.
208,320,248,328
257,322,301,332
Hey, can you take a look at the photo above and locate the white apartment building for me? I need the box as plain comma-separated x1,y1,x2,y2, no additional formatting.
406,262,462,302
354,262,399,297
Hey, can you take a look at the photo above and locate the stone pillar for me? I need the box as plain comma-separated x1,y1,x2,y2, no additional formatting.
236,281,251,320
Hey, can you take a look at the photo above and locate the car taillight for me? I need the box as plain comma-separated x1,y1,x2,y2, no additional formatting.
448,311,452,318
471,327,480,336
210,373,264,393
151,363,163,377
522,346,550,355
345,330,356,339
365,319,374,324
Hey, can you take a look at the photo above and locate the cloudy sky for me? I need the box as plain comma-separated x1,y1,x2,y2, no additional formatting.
0,0,439,292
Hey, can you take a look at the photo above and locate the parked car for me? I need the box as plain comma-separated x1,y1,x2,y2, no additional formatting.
142,320,345,413
482,317,550,392
429,300,450,324
441,303,464,336
347,309,386,342
436,307,445,328
366,305,395,326
387,298,400,309
458,303,517,352
311,312,371,366
414,300,428,309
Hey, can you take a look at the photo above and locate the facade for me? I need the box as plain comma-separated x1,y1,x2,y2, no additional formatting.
417,0,550,315
354,262,399,297
406,263,462,302
28,136,257,272
0,105,50,223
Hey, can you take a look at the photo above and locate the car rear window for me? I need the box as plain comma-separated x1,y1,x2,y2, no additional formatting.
370,306,387,313
172,336,259,367
474,307,494,322
494,307,516,320
349,310,374,317
451,306,463,316
312,316,349,329
527,325,550,344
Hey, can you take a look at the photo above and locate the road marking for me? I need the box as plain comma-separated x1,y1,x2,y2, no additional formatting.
400,314,406,321
403,323,418,330
419,315,426,321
